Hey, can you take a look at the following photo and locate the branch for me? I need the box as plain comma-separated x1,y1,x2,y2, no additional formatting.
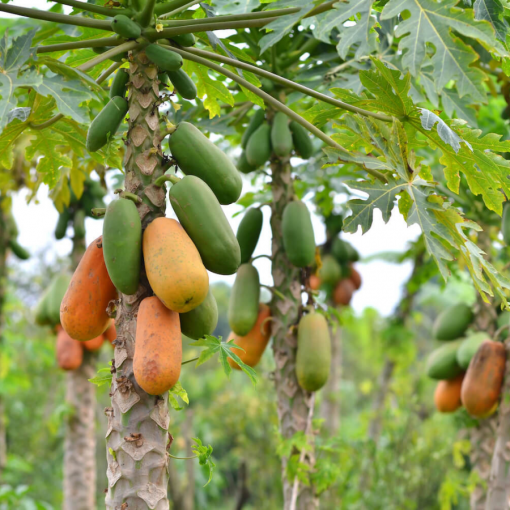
136,0,157,27
160,0,201,19
78,41,141,72
183,47,394,123
51,0,132,17
154,0,194,16
0,3,113,30
37,36,122,54
97,61,123,84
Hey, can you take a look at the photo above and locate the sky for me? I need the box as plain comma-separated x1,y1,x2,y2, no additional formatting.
3,2,422,316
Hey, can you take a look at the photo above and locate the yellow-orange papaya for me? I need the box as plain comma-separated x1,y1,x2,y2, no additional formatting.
434,374,464,413
60,236,117,341
56,326,83,370
133,296,182,395
83,334,104,351
143,218,209,313
461,340,506,417
228,304,271,370
333,279,355,306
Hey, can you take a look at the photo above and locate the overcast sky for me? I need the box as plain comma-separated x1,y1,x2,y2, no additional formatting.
3,2,422,316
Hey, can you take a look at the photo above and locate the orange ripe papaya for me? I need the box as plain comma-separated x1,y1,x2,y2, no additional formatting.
309,274,321,290
461,340,506,417
56,326,83,370
434,374,464,413
227,304,271,370
60,236,117,341
143,218,209,313
104,320,117,346
333,278,355,306
83,334,104,351
133,296,182,395
349,265,362,290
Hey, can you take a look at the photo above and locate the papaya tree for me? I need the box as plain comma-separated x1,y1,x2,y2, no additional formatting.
2,0,510,508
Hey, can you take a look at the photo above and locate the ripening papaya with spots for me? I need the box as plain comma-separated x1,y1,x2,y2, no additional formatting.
434,374,464,413
228,304,272,370
83,334,104,352
60,236,117,341
143,218,209,313
133,296,182,395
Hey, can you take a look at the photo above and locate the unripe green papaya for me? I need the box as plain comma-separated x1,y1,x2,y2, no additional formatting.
237,152,256,174
73,209,86,239
503,203,510,244
110,68,129,99
426,340,464,380
289,121,314,159
246,123,271,168
86,96,128,153
167,69,197,100
296,312,331,392
103,198,142,295
180,288,218,340
241,109,265,149
92,46,127,63
271,112,293,158
345,242,359,262
146,44,183,72
169,122,242,205
85,178,106,199
169,176,240,275
457,332,489,370
331,237,349,263
80,192,96,217
47,274,72,327
282,201,315,267
159,73,170,88
55,209,70,240
228,264,260,336
433,303,474,341
237,208,263,264
497,310,510,330
318,255,341,284
9,239,29,260
170,33,196,47
111,15,141,39
34,290,51,326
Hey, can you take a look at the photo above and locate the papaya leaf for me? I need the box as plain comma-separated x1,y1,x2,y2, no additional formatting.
168,381,189,411
0,119,27,169
441,89,478,127
191,437,216,486
380,0,504,101
189,335,258,384
88,364,113,387
473,0,508,42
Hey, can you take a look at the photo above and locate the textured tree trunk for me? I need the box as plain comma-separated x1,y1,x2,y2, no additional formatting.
321,322,342,435
105,49,171,510
63,228,98,510
485,336,510,510
270,159,318,510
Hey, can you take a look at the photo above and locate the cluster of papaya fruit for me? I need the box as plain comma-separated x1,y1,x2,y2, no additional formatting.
309,237,361,306
427,303,507,417
237,109,314,173
3,213,29,260
55,178,106,239
35,272,116,370
87,39,197,153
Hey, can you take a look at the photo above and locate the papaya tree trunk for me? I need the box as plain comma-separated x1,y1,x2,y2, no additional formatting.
270,158,318,510
485,335,510,510
0,202,8,475
63,231,98,510
105,48,171,510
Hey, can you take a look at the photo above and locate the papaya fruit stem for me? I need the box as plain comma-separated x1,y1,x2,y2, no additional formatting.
251,254,272,262
168,453,198,460
159,0,201,19
494,324,510,341
91,208,106,218
260,284,286,302
117,191,143,204
51,0,132,17
136,0,156,26
154,0,195,16
37,36,122,54
154,174,180,187
181,356,199,366
80,41,142,72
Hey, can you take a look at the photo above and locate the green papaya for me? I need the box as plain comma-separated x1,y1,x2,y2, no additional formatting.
34,290,51,327
167,69,197,100
331,237,349,263
345,242,359,262
241,109,265,149
86,96,128,153
73,209,86,239
457,333,489,370
260,78,274,93
289,121,314,159
93,46,127,63
282,201,315,267
103,198,142,295
169,176,240,275
237,152,256,174
146,44,183,72
237,208,263,264
80,192,96,217
180,288,218,340
55,209,70,240
169,122,242,205
503,203,510,244
318,255,341,284
9,239,29,260
159,73,170,88
170,33,196,47
433,303,474,341
246,123,271,168
296,312,331,392
85,178,106,199
111,15,141,39
6,215,18,238
110,68,129,99
271,112,293,158
426,340,464,380
46,274,71,327
497,310,510,330
325,214,343,237
228,263,260,336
